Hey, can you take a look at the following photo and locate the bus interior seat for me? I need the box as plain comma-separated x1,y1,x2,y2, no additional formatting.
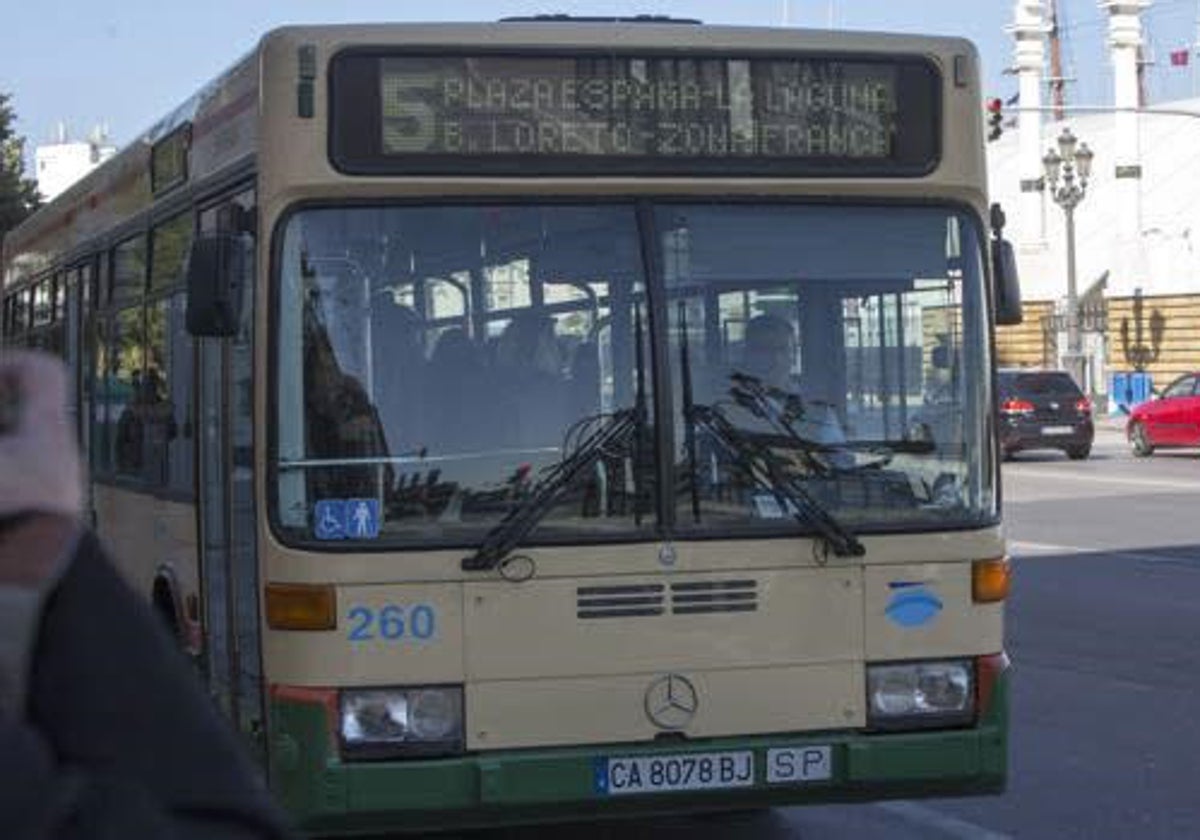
370,300,426,456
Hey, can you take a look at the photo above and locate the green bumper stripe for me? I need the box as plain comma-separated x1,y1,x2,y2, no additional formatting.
269,668,1008,830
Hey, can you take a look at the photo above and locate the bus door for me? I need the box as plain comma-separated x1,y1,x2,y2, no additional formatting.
195,189,265,757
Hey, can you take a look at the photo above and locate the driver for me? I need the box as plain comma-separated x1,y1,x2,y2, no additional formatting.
742,313,796,392
739,314,846,446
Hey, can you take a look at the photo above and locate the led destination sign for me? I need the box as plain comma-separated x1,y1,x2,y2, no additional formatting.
330,53,940,175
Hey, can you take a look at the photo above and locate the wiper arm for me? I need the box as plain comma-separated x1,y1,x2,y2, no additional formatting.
678,301,702,523
728,373,900,471
461,408,643,571
690,402,865,558
463,305,650,572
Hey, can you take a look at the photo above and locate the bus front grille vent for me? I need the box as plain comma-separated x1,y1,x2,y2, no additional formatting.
670,579,758,615
575,579,759,619
576,584,666,619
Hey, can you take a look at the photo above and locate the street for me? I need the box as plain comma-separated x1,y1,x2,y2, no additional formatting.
459,424,1200,839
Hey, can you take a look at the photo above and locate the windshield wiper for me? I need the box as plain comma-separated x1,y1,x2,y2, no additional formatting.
678,301,702,523
689,401,865,558
461,408,644,570
462,306,650,572
727,373,930,469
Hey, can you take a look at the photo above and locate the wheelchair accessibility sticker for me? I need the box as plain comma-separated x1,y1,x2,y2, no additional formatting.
314,499,381,540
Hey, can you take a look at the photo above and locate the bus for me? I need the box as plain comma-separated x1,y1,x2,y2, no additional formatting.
2,18,1020,835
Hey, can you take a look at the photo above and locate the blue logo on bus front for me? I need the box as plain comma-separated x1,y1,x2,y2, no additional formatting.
885,581,944,628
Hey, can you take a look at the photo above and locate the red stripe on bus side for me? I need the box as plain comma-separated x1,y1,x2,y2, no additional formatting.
192,89,258,141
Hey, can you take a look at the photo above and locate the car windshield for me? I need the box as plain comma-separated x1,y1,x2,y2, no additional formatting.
273,202,995,548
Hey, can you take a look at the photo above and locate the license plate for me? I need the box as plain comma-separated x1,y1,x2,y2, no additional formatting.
595,751,754,796
1042,425,1073,435
766,746,833,784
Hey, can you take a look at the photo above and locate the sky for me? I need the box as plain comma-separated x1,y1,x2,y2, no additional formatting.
3,0,1200,156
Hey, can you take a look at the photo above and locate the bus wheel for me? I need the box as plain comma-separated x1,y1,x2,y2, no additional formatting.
152,580,183,645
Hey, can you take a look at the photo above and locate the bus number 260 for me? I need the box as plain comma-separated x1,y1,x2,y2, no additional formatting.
347,604,437,642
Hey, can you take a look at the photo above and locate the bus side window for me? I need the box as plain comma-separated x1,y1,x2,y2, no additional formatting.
112,305,145,479
168,292,195,495
142,299,173,487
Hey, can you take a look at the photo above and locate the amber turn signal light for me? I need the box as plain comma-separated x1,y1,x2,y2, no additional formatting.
972,558,1010,603
265,583,337,630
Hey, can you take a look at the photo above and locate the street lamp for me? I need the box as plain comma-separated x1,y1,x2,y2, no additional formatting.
1043,127,1094,391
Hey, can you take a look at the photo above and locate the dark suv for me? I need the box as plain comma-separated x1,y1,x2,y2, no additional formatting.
997,369,1094,460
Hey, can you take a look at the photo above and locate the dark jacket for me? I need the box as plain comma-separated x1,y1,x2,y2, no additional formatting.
1,529,294,839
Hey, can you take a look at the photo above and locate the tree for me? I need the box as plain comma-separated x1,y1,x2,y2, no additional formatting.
1,92,40,241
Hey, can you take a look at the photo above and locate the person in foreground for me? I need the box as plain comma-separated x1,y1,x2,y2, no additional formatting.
0,350,295,839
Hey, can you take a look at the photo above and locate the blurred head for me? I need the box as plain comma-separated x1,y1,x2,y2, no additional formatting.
496,311,559,376
372,299,423,362
430,328,475,375
742,314,796,389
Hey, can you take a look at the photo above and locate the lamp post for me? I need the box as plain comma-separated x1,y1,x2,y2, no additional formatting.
1043,127,1094,391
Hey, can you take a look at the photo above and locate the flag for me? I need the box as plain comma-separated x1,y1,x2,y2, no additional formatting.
1170,49,1189,67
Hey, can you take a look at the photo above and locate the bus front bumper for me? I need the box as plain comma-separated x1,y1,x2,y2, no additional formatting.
269,669,1008,836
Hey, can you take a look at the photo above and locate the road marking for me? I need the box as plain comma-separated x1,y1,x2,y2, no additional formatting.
1004,471,1200,492
876,801,1012,839
1011,540,1200,567
1010,540,1084,555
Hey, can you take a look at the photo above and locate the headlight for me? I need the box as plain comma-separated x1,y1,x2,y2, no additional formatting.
340,686,463,759
867,660,974,730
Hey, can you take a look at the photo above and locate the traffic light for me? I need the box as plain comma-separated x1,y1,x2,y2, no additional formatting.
986,97,1003,142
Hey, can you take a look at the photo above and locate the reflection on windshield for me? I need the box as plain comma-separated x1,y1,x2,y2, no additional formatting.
661,204,994,533
274,202,995,549
275,205,654,546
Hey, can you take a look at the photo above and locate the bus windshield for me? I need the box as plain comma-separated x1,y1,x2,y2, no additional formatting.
273,202,994,548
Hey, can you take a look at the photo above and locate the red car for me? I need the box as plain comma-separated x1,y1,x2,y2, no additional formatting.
1127,372,1200,456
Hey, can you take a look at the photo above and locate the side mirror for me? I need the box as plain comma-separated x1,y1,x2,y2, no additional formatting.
992,238,1023,326
186,234,244,337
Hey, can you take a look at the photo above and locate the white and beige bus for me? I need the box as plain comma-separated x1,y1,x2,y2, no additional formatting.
2,18,1019,835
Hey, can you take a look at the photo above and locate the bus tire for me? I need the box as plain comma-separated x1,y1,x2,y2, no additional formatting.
152,578,183,645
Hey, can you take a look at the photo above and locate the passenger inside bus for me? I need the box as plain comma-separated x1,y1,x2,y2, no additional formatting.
426,327,486,454
568,340,601,421
370,296,424,458
114,368,176,480
114,369,144,475
491,310,567,449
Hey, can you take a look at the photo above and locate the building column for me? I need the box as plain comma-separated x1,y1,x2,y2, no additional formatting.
1101,1,1150,297
1009,1,1050,245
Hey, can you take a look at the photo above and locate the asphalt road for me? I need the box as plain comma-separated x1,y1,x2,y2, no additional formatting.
454,425,1200,839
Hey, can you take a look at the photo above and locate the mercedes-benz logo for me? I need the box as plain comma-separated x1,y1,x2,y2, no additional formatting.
644,674,699,730
658,542,678,567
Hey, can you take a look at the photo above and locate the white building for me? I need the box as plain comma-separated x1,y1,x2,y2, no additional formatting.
991,1,1200,406
34,124,117,202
